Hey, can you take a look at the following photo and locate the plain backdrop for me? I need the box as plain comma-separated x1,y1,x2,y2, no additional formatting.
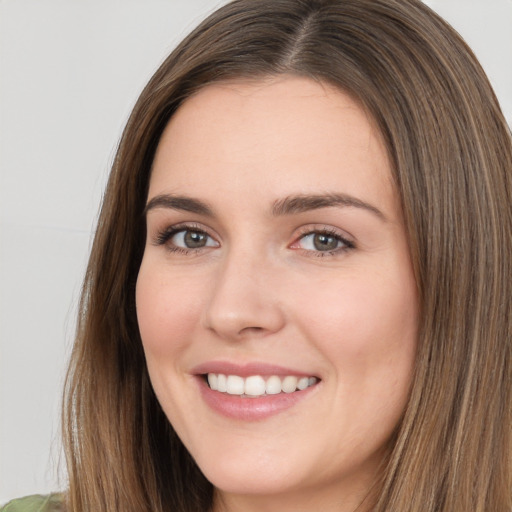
1,0,511,503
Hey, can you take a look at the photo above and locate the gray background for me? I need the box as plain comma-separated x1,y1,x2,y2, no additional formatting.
1,0,511,502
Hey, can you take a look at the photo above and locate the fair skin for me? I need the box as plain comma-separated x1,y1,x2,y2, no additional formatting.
136,76,418,512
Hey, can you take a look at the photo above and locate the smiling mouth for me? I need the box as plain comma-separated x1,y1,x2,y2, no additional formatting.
205,373,319,398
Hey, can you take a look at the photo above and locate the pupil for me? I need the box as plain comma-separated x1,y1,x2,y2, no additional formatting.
313,233,338,251
184,230,206,248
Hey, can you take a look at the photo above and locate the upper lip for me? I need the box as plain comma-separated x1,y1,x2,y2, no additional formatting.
191,361,319,378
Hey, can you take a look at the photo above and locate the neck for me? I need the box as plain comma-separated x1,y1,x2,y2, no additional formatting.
212,473,377,512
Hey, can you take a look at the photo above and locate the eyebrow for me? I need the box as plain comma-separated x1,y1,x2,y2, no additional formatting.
144,194,214,216
272,193,387,221
144,192,386,221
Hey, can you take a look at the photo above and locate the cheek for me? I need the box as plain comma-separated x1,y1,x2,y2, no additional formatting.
135,261,202,359
296,266,418,386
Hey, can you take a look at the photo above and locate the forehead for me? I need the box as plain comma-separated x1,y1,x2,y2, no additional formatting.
149,76,397,218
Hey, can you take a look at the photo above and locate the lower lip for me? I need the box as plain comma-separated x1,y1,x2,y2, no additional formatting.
196,377,318,421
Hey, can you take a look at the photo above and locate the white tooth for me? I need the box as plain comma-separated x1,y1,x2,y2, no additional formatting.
297,377,309,390
212,373,316,395
207,373,218,391
245,375,266,396
266,375,282,395
282,376,298,393
226,375,244,395
217,374,227,392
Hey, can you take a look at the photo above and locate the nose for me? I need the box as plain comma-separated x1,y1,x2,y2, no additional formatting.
202,248,286,341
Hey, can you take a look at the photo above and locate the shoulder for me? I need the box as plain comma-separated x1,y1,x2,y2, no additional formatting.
1,495,64,512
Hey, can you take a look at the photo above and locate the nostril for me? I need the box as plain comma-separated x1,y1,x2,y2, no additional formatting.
236,326,268,338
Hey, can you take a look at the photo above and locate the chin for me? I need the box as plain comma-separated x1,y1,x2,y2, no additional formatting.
196,452,304,496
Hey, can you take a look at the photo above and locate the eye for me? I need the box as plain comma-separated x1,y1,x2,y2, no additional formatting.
154,225,219,253
291,228,354,256
172,229,217,249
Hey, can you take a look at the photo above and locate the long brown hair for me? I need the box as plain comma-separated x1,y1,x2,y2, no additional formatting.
63,0,512,510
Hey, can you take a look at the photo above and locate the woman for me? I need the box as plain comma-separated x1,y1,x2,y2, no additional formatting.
3,0,511,511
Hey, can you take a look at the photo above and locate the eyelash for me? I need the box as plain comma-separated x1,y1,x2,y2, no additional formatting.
152,223,355,257
153,223,217,255
292,226,355,258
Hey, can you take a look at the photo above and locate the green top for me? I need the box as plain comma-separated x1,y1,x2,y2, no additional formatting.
0,495,63,512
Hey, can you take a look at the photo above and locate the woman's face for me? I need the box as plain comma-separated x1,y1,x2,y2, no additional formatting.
136,76,418,511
